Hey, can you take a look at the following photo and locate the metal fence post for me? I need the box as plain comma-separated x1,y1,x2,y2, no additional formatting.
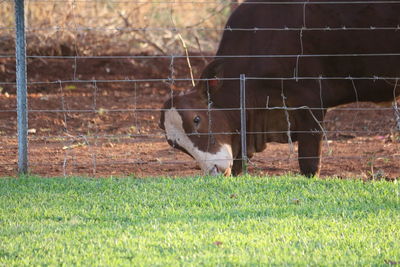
239,74,247,174
15,0,28,174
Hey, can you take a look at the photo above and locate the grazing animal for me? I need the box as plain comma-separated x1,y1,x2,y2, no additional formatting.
160,0,400,176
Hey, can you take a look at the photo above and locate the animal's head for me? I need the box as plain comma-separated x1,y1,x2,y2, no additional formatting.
160,59,240,176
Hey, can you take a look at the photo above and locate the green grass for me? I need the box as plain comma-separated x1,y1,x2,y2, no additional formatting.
0,176,399,266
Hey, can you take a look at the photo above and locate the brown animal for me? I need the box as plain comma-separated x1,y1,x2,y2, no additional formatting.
160,0,400,177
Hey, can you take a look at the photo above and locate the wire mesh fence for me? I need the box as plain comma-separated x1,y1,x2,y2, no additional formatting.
1,0,399,179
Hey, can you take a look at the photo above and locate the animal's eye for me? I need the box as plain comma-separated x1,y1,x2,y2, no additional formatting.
193,116,201,124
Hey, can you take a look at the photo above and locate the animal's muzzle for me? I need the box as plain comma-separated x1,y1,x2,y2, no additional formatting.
208,165,232,177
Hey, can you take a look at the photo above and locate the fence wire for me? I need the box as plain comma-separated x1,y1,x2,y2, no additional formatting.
0,0,399,178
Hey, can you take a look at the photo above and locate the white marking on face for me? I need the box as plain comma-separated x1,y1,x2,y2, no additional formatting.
164,108,233,175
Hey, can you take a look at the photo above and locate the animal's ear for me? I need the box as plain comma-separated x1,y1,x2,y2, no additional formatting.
199,58,225,96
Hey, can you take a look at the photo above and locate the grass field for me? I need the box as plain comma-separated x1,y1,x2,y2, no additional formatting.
0,175,399,266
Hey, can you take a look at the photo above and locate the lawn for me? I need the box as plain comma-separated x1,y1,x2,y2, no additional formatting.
0,175,399,266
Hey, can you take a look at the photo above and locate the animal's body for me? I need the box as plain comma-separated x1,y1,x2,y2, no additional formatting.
160,0,400,176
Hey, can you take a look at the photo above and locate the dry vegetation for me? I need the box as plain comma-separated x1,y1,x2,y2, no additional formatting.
1,0,233,55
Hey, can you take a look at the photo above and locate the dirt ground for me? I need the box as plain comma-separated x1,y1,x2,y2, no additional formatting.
0,57,399,179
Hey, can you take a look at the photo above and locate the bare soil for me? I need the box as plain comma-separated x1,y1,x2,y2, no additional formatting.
0,57,399,179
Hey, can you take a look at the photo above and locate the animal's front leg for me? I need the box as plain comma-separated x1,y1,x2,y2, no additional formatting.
297,131,323,177
231,158,243,176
